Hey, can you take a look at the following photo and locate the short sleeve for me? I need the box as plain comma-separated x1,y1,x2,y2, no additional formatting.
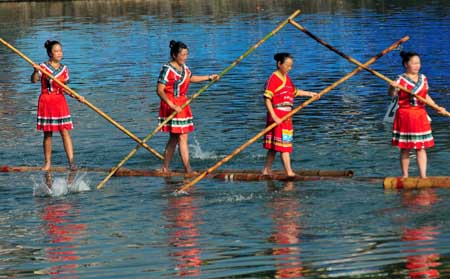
157,64,170,85
263,75,278,99
38,63,45,77
65,66,70,84
423,75,429,90
183,64,192,79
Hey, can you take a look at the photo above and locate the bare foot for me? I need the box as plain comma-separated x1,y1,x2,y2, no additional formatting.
183,170,198,178
158,167,170,173
41,164,51,171
261,168,272,175
286,172,296,177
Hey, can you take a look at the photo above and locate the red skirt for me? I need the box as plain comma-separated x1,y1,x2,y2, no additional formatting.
392,107,434,149
158,95,194,134
263,108,293,153
37,93,73,132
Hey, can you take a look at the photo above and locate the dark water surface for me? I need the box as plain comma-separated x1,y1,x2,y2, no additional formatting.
0,0,449,278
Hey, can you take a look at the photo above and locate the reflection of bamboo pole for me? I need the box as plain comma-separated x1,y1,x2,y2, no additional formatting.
177,36,410,194
0,37,164,160
96,10,302,189
289,19,449,117
384,177,450,189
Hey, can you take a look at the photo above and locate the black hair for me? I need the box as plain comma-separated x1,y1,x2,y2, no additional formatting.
274,52,293,65
44,40,61,58
169,40,188,59
400,51,420,66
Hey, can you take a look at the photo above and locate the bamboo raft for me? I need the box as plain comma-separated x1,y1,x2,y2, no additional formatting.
1,165,448,188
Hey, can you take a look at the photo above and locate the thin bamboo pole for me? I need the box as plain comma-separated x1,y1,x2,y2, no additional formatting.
0,37,164,160
289,19,450,117
176,36,410,193
96,10,302,189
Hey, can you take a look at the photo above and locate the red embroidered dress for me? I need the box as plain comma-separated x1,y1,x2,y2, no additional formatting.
263,71,296,153
37,62,73,131
392,73,434,149
157,63,194,134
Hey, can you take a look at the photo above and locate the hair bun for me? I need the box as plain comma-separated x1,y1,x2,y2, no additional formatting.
169,40,176,48
399,51,420,65
44,40,52,48
273,52,292,64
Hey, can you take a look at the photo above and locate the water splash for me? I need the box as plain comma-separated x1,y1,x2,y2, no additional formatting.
172,190,189,196
32,172,91,197
189,138,218,160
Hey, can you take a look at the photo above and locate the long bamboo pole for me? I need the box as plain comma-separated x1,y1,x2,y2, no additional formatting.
289,19,450,117
0,37,164,160
96,10,302,189
176,36,410,193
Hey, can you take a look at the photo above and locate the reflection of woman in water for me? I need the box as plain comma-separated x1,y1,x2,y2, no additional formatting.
267,181,303,278
41,200,87,278
401,189,441,279
164,179,202,277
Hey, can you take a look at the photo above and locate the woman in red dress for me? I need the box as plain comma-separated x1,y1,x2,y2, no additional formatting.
262,53,318,176
31,40,84,171
157,40,219,173
388,51,447,178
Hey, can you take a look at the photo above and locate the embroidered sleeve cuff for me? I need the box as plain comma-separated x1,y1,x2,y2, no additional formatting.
264,90,273,99
157,79,167,85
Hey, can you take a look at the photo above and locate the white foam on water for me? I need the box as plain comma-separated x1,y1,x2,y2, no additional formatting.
32,181,52,197
32,172,91,197
206,193,262,205
189,138,218,160
68,172,91,193
172,190,188,197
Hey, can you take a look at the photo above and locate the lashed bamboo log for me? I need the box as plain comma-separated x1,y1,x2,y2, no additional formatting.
210,173,336,182
176,36,410,194
214,169,353,177
96,9,302,189
289,19,449,117
384,177,450,189
0,37,164,160
0,165,106,173
0,165,352,178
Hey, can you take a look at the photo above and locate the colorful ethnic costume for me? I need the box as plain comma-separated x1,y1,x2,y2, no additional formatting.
157,63,194,134
392,73,434,149
263,71,296,153
37,62,73,131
